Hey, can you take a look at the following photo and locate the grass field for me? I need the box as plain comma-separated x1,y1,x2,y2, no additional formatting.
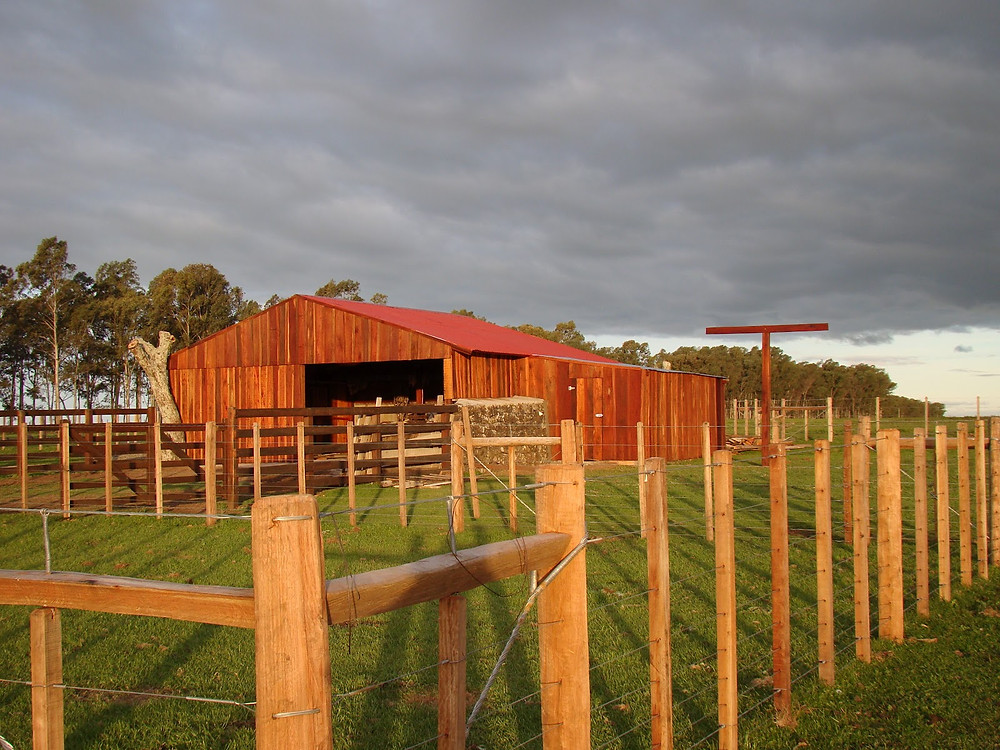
0,415,996,748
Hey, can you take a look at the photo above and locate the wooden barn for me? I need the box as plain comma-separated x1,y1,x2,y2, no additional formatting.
168,295,726,461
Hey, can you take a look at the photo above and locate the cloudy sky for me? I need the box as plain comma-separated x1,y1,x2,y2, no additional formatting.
1,2,998,414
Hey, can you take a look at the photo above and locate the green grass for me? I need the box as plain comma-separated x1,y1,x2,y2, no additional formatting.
0,434,995,748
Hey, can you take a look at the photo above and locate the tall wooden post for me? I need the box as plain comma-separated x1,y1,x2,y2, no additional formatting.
815,440,835,684
852,435,871,662
702,422,714,542
297,422,307,495
826,396,834,442
770,444,792,713
104,421,114,513
975,420,988,579
913,428,930,617
252,494,333,750
637,422,647,538
18,417,28,509
991,417,1000,567
842,420,853,545
397,419,408,527
449,418,465,534
935,425,952,601
347,421,358,528
30,607,64,750
508,447,518,533
957,423,973,586
560,419,577,464
438,594,467,750
706,323,828,464
252,422,262,502
714,449,738,750
876,429,904,642
461,406,479,517
205,421,218,527
535,463,590,750
60,420,71,520
645,457,673,749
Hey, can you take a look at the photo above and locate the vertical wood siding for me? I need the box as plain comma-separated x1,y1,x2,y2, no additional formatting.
170,296,724,461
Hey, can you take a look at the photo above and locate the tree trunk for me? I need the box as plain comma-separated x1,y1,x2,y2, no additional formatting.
128,332,182,423
128,332,184,456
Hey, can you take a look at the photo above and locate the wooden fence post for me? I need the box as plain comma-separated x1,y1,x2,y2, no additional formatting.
297,422,307,496
876,429,904,642
702,422,714,542
60,420,70,520
957,423,973,587
645,457,673,749
252,423,262,502
826,397,834,442
104,421,113,513
18,417,28,509
914,428,930,617
714,449,737,750
770,444,792,714
438,594,467,750
842,420,853,546
461,407,479,517
815,440,835,685
535,462,589,750
154,418,164,517
560,419,577,464
252,494,333,750
992,417,1000,568
204,421,218,526
397,419,408,527
852,435,871,663
936,425,952,601
975,420,988,579
30,607,64,750
449,417,465,534
225,407,238,511
347,421,358,528
508,447,518,533
637,422,647,539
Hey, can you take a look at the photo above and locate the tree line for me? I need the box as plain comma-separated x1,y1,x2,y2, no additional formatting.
2,237,941,417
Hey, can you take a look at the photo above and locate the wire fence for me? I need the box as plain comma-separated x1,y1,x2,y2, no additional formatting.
0,414,997,748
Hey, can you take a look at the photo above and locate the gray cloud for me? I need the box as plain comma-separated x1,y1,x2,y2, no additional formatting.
1,0,998,342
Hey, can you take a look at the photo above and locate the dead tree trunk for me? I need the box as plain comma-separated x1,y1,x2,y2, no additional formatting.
128,332,184,454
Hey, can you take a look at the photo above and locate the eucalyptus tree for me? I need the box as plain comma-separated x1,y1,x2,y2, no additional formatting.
14,237,83,407
145,264,244,348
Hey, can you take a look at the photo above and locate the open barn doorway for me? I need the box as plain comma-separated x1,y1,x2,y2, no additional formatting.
305,359,446,410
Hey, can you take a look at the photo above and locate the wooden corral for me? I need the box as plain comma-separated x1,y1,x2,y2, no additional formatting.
169,296,727,461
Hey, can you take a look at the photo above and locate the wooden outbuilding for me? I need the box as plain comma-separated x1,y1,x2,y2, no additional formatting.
169,295,726,461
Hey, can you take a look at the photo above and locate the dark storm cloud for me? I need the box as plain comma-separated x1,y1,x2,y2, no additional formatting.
1,0,998,343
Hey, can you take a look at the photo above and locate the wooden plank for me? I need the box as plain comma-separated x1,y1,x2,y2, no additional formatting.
30,607,64,750
252,494,333,750
18,419,28,509
397,419,408,527
0,570,255,628
60,421,70,519
347,421,357,528
205,421,218,526
104,421,113,513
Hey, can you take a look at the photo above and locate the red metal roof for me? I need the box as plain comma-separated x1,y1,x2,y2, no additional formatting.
301,296,620,364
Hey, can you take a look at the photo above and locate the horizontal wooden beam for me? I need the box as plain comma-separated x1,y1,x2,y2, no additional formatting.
0,532,572,630
325,532,571,624
0,570,255,627
706,323,829,335
468,436,560,448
